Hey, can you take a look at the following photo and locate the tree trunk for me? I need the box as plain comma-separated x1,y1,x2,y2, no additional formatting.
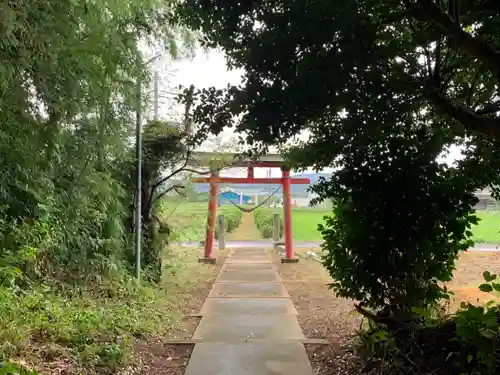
141,184,163,283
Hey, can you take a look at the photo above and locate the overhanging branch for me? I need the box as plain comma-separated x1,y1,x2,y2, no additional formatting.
151,184,186,207
151,150,191,193
394,63,500,138
423,86,500,137
416,0,500,81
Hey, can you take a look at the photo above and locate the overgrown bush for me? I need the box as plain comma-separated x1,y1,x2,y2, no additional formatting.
253,209,283,238
0,0,199,372
215,208,243,239
318,128,478,321
310,125,492,375
0,246,204,369
356,272,500,375
453,271,500,375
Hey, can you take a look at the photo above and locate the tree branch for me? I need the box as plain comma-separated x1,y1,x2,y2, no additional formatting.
423,86,500,137
394,62,500,138
151,184,186,207
416,0,500,81
182,167,212,175
465,66,483,108
151,150,191,193
475,100,500,116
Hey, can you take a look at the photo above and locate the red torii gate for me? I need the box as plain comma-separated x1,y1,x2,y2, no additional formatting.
190,152,310,264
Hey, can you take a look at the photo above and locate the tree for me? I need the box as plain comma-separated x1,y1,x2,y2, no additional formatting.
178,0,500,144
0,0,195,284
176,2,500,373
132,108,210,282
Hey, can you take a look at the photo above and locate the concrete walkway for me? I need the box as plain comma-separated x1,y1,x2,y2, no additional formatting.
184,247,313,375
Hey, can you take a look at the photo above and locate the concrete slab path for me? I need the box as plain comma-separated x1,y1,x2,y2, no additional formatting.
184,247,314,375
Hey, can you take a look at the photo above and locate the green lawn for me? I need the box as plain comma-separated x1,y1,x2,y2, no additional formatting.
163,202,500,244
290,209,500,244
161,201,237,242
472,211,500,243
291,208,330,241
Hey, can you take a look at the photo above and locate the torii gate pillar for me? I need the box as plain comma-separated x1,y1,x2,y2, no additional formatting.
199,169,218,264
281,167,299,263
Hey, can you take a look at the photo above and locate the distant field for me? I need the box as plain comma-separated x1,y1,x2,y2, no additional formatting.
473,211,500,244
290,208,330,241
290,208,500,244
160,201,205,242
161,201,237,242
163,202,500,245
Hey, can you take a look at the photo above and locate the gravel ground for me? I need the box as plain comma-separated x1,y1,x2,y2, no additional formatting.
274,253,364,375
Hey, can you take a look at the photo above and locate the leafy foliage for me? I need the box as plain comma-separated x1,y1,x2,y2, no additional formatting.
178,0,500,144
0,0,202,371
0,362,38,375
318,126,478,317
253,209,283,239
215,208,243,239
175,1,500,373
178,0,500,308
454,272,500,375
356,272,500,375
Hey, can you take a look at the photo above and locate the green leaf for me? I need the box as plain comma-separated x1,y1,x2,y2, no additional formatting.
478,284,494,293
492,283,500,292
482,271,497,282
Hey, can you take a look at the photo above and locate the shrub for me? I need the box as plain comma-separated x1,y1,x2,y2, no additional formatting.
313,127,488,375
452,271,500,375
318,129,478,320
253,209,283,238
356,273,500,375
214,208,242,239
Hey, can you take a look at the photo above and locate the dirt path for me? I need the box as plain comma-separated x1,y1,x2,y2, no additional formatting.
273,252,362,375
183,245,314,375
155,214,500,375
237,213,364,374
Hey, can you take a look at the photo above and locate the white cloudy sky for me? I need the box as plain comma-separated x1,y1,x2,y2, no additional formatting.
151,48,464,177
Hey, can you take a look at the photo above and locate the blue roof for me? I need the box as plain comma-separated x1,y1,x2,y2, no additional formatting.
219,191,252,204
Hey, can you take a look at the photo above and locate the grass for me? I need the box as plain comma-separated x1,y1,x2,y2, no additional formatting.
1,245,214,373
290,208,329,241
290,208,500,243
158,199,500,249
165,202,500,244
161,201,238,242
472,211,500,243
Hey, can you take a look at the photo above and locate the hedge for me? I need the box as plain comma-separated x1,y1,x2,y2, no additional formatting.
214,207,243,239
253,208,284,238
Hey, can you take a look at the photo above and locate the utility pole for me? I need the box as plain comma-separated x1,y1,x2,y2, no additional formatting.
153,71,159,121
135,75,142,280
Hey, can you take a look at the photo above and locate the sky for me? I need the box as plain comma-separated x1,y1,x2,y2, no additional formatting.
152,48,464,178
